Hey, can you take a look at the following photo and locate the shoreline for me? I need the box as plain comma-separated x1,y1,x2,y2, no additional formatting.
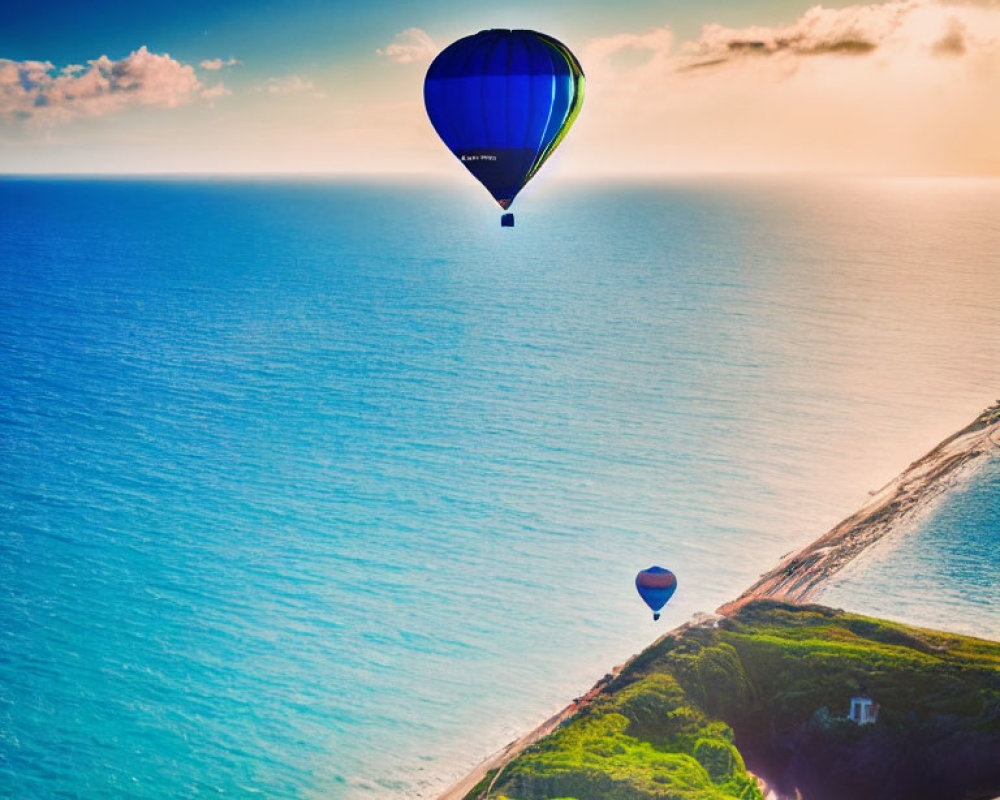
436,402,1000,800
718,402,1000,614
436,618,706,800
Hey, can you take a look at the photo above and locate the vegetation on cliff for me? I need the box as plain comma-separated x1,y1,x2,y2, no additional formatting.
468,601,1000,800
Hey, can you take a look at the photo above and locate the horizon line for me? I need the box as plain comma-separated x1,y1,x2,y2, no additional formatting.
3,170,999,182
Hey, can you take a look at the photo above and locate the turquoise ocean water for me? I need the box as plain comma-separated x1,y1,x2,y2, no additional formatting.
820,458,1000,638
1,177,998,799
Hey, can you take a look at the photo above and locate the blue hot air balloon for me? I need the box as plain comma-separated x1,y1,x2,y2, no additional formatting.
423,29,585,227
635,566,677,621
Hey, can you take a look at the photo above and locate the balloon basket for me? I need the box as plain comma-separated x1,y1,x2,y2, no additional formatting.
501,213,514,228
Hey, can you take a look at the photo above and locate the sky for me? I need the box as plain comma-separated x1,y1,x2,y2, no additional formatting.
1,0,998,176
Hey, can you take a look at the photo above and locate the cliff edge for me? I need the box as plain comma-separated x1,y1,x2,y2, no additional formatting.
466,601,1000,800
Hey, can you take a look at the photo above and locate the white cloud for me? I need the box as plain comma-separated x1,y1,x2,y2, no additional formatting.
377,28,437,64
583,26,675,70
201,83,230,99
0,47,202,123
259,75,318,95
200,57,240,70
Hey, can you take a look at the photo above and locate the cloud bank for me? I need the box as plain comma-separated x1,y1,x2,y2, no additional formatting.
680,0,999,66
0,47,205,123
576,0,1000,175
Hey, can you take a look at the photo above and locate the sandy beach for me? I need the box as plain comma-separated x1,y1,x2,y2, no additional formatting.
718,402,1000,615
437,403,1000,800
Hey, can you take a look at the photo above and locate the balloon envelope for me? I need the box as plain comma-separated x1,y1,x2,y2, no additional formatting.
423,29,584,209
636,566,677,619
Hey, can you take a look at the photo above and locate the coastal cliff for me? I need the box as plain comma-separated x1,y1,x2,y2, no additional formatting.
463,601,1000,800
444,403,1000,800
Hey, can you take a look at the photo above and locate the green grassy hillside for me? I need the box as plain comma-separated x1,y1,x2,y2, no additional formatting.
468,601,1000,800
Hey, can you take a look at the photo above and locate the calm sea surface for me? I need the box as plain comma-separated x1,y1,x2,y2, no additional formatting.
820,457,1000,638
1,177,998,799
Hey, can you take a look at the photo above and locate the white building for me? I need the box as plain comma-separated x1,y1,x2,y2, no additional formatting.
848,696,878,725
